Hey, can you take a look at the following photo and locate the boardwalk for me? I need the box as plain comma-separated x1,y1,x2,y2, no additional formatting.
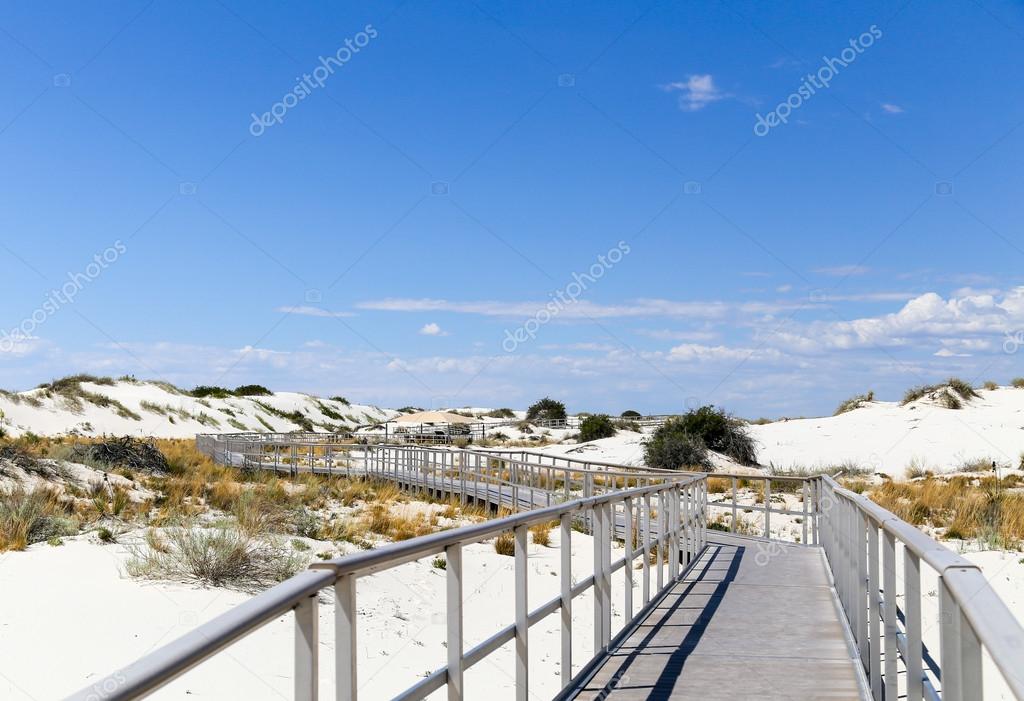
570,533,867,700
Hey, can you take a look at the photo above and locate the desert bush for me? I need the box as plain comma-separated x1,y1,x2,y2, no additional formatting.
525,397,566,423
983,381,998,391
651,406,757,465
485,408,516,419
493,531,516,556
620,410,641,418
578,415,616,442
329,396,351,405
233,384,272,396
126,524,307,591
833,391,874,416
190,386,233,398
613,419,641,432
643,422,711,471
1013,378,1024,389
85,436,170,473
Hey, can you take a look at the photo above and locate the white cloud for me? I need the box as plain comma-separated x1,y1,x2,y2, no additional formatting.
662,74,730,112
767,287,1024,354
881,103,904,114
666,343,781,363
277,306,356,318
358,297,811,320
813,265,870,277
934,348,970,357
419,323,448,337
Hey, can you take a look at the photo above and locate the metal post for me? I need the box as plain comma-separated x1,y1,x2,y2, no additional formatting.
624,497,634,621
763,477,771,539
446,544,463,701
593,501,605,652
295,595,318,701
642,492,651,605
336,574,357,701
867,519,881,699
560,513,572,688
856,511,868,668
882,531,897,701
905,550,923,701
801,480,809,545
515,524,529,701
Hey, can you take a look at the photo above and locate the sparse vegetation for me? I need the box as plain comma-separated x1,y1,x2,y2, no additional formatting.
126,524,307,591
834,391,874,416
493,531,516,556
485,408,516,419
1013,378,1024,389
902,378,978,408
983,381,998,391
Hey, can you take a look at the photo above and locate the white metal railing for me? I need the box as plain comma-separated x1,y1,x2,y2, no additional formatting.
66,437,1024,700
819,475,1024,701
67,455,708,701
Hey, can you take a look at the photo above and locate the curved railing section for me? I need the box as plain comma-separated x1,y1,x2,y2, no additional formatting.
820,475,1024,701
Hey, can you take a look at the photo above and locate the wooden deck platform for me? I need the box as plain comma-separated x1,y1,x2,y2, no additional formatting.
568,533,868,700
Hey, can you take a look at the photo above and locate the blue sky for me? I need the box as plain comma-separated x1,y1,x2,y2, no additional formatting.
1,0,1023,417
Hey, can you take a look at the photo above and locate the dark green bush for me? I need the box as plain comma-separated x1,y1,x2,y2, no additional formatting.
579,415,616,442
644,424,711,471
525,397,566,422
486,408,516,419
233,384,272,396
191,386,233,399
648,406,757,466
620,410,641,418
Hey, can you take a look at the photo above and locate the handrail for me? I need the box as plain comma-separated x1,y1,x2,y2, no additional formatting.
66,462,708,701
819,474,1024,700
81,436,1021,700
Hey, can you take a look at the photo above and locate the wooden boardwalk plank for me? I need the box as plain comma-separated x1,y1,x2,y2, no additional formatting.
570,534,867,700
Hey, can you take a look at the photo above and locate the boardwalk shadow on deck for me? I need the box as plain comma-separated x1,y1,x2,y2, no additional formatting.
586,544,743,701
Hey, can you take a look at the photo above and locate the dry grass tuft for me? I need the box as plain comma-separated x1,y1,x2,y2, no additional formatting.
494,531,516,556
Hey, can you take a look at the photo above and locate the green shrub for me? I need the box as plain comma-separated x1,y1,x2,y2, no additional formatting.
620,410,642,418
233,384,272,396
902,378,978,406
983,381,998,391
1013,378,1024,389
579,414,616,442
668,406,757,465
644,422,711,471
329,396,351,405
485,408,516,419
525,397,566,422
191,386,233,399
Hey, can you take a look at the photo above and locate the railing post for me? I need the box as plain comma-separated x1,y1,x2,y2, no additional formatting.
763,477,771,539
801,480,809,545
656,491,665,592
295,594,319,701
515,524,529,701
882,530,897,701
856,511,868,669
602,502,612,646
336,574,357,701
560,512,572,689
730,476,737,533
593,500,605,652
905,549,923,701
642,492,651,605
624,497,634,621
867,518,881,699
446,544,463,701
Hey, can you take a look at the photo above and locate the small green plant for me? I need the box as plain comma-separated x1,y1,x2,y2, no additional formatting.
290,538,311,552
432,555,447,569
97,527,115,543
